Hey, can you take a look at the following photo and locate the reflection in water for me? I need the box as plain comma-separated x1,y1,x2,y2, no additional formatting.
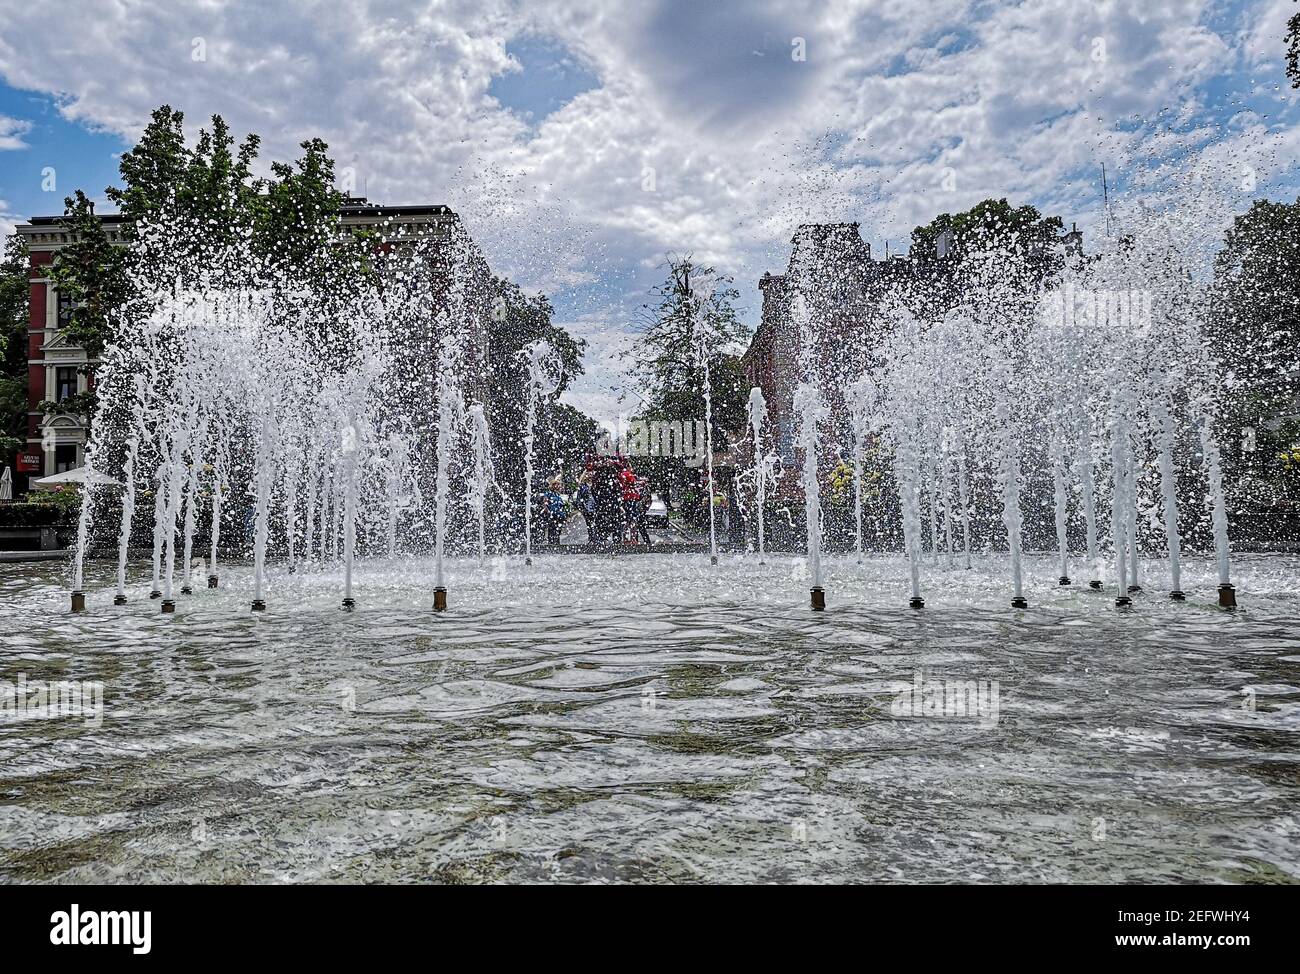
1,553,1297,884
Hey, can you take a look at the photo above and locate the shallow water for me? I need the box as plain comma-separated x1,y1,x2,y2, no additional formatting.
1,551,1297,884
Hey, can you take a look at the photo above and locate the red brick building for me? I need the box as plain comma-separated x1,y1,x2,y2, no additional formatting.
11,201,492,496
739,223,897,494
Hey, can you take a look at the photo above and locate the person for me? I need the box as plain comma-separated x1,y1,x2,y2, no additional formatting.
588,456,623,545
619,462,639,543
541,478,566,544
575,469,596,543
631,476,652,545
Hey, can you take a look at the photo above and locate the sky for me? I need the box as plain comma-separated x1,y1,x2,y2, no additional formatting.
0,0,1297,423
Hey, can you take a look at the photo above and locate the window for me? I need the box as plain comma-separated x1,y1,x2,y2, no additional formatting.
54,444,77,474
57,290,74,326
779,417,795,465
55,367,77,402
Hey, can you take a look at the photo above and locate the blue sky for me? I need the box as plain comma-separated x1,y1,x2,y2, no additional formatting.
1,0,1297,421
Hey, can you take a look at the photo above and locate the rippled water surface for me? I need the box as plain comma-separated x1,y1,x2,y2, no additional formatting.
1,552,1298,884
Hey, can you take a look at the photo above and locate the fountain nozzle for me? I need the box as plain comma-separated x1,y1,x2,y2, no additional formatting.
909,596,925,609
342,597,355,612
810,586,825,611
208,575,218,588
1217,584,1236,609
70,591,86,613
434,586,448,612
1169,590,1185,601
1011,596,1028,609
1058,576,1071,586
251,599,266,612
161,599,175,614
113,594,127,606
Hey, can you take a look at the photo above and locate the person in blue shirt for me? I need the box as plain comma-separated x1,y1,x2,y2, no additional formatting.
541,478,567,545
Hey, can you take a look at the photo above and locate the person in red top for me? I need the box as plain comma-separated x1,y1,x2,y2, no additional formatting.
619,463,639,542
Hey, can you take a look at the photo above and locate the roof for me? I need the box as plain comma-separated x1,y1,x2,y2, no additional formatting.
18,201,452,228
23,213,129,227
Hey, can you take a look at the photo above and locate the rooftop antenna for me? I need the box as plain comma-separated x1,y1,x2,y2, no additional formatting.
1102,163,1112,238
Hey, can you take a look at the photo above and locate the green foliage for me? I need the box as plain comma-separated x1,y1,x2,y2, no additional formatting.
0,502,65,527
485,276,594,490
0,234,28,446
1287,12,1300,89
0,488,79,526
256,138,342,270
1211,197,1300,505
908,198,1067,320
50,105,364,358
630,255,751,438
1211,198,1300,390
46,190,132,359
106,105,190,225
911,198,1065,268
38,392,97,417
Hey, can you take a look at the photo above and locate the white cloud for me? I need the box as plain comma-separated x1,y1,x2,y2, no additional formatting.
0,198,17,239
0,0,1295,423
0,113,30,150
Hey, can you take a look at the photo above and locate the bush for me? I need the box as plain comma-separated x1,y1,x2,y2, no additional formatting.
0,488,81,527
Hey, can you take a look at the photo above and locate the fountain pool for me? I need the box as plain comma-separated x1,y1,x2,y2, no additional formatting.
2,552,1297,883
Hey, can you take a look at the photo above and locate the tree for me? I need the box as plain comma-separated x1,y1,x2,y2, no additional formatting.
630,255,750,439
50,106,364,357
0,233,28,455
908,198,1067,321
255,137,348,278
485,276,592,496
46,190,132,359
106,105,189,225
1287,11,1300,89
1210,197,1300,507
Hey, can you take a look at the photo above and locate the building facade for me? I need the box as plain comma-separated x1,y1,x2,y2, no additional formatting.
739,220,1084,497
12,200,492,496
740,223,897,494
13,214,131,493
